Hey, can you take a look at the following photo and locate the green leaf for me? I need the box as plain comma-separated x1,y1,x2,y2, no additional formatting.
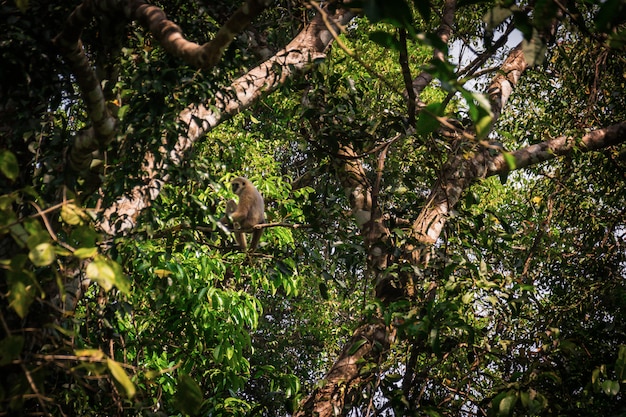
462,291,474,304
26,229,50,251
0,335,24,366
498,392,517,416
213,343,222,361
70,225,99,248
463,91,493,139
107,358,136,398
491,390,517,417
9,281,35,318
117,104,130,120
86,256,131,293
347,338,368,355
61,203,86,225
602,380,620,396
7,223,28,248
483,6,513,31
521,29,547,66
75,348,105,360
415,102,443,135
174,374,204,415
29,242,56,266
74,247,98,259
369,31,401,51
502,152,516,170
0,150,19,181
519,390,530,408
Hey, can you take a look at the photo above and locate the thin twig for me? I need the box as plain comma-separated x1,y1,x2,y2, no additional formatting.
252,222,311,230
398,28,416,126
29,201,76,252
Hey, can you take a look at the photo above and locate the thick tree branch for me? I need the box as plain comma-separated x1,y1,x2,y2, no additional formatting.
296,3,460,412
485,122,626,176
487,42,527,121
53,1,118,169
130,0,271,69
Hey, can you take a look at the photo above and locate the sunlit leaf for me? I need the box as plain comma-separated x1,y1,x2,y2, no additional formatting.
8,281,35,319
74,247,98,259
154,268,172,277
462,291,474,304
28,242,56,266
107,358,136,398
602,380,620,396
75,349,105,360
498,392,517,416
61,203,86,225
86,256,131,293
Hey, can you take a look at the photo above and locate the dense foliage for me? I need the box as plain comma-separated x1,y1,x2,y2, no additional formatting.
1,0,625,416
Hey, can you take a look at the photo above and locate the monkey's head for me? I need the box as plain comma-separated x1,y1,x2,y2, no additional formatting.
231,177,248,196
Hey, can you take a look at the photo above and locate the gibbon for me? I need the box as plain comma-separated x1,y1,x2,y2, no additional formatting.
220,176,265,251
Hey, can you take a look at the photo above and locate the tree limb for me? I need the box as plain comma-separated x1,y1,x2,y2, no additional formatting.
485,122,626,177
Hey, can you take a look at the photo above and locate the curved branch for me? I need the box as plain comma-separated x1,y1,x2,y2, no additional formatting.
130,0,271,69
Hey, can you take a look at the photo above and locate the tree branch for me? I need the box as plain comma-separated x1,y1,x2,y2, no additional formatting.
130,0,271,69
485,122,626,177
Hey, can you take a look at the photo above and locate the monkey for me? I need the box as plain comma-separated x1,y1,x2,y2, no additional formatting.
219,176,265,251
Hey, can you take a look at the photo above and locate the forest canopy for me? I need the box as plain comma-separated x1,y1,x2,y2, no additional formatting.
1,0,626,416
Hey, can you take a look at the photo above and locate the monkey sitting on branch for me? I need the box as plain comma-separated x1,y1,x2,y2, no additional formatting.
218,176,265,252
